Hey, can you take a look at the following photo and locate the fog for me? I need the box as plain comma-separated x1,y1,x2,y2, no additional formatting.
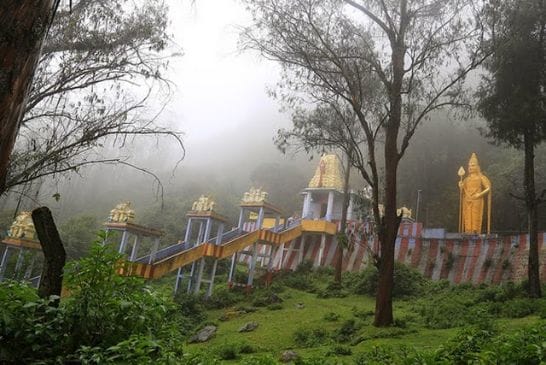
1,0,545,245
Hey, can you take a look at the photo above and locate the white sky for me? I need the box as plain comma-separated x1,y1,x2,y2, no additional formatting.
161,0,296,168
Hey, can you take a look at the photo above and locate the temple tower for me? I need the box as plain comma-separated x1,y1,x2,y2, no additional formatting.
176,195,228,296
0,211,42,286
301,154,353,221
104,202,162,262
228,187,284,288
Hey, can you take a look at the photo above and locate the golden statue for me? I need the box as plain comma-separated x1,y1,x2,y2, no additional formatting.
8,211,36,240
397,207,412,219
458,153,491,234
109,202,135,223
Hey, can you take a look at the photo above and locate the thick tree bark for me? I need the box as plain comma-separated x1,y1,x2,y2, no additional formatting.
32,206,66,305
524,132,541,298
0,1,56,195
335,153,351,284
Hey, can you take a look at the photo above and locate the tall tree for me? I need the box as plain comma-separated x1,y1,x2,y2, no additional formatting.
0,1,58,196
242,0,486,325
477,0,546,298
3,0,183,196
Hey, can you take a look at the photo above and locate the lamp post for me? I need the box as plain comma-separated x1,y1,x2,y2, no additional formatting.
416,189,422,223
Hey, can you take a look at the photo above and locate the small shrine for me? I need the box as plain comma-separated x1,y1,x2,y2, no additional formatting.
1,211,42,285
302,154,354,221
104,202,162,262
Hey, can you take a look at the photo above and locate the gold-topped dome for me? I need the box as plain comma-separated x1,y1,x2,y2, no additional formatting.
241,187,268,204
308,154,344,191
109,202,135,223
191,195,216,212
8,211,36,240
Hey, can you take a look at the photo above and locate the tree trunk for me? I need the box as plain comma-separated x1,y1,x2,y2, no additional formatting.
374,28,405,326
0,1,55,195
32,206,66,305
524,132,541,298
335,152,351,284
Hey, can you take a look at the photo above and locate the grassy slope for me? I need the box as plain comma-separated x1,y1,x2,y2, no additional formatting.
187,288,541,363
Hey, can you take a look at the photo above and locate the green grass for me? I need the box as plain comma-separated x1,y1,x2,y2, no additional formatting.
186,287,542,363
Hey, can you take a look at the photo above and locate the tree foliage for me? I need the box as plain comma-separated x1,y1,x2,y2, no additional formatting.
241,0,487,325
477,0,546,298
4,0,184,194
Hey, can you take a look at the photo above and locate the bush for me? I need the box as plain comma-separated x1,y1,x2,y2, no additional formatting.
214,342,239,360
334,319,361,343
326,344,352,356
345,263,425,298
293,327,330,347
323,312,340,321
0,238,184,363
435,326,495,364
203,287,244,309
267,303,283,310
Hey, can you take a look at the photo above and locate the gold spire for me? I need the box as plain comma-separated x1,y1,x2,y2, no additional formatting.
308,154,344,191
191,195,216,212
241,187,269,204
8,211,35,240
109,202,135,223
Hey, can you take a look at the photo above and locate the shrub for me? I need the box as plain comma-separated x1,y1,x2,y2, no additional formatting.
327,344,352,356
346,263,426,298
334,319,361,343
435,326,495,364
293,327,330,347
214,342,238,360
323,312,340,321
267,303,283,310
203,287,244,309
0,238,184,363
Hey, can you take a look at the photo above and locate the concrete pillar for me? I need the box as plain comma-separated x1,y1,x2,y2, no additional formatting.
174,268,183,294
316,234,326,267
278,243,285,270
257,207,265,229
118,230,129,254
184,218,193,244
14,248,24,276
326,191,335,221
302,192,312,218
149,237,160,264
347,191,354,220
298,235,306,265
187,261,197,293
228,253,238,284
197,221,204,245
238,208,245,229
24,254,36,280
194,257,206,293
129,235,140,261
274,215,281,232
206,259,218,297
216,224,224,245
247,243,258,287
203,218,212,243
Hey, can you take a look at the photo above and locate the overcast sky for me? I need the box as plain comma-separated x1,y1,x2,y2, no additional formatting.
161,0,299,169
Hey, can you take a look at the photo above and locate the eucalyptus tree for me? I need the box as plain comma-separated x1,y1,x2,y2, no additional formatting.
241,0,487,326
478,0,546,298
1,0,184,197
1,0,58,196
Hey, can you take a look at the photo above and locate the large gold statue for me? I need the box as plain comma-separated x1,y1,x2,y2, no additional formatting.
458,153,492,234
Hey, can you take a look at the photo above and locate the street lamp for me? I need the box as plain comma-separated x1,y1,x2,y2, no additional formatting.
416,189,422,223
